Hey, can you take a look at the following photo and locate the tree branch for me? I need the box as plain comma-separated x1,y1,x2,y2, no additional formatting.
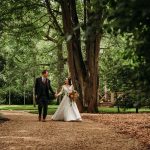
44,25,58,43
44,35,58,43
44,0,64,35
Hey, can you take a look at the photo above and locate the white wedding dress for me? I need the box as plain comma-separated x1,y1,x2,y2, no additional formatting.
52,85,82,121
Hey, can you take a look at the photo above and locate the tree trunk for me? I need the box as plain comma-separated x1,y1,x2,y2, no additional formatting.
33,87,36,107
9,87,11,105
60,0,102,113
57,44,64,87
56,43,65,104
24,88,26,105
32,67,36,107
61,0,86,112
85,33,101,112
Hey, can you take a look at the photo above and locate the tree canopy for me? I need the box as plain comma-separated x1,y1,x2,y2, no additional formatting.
0,0,150,110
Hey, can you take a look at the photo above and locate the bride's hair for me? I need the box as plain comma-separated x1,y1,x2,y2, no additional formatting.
65,77,72,85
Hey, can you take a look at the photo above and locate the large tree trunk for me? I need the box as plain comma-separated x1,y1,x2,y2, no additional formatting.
84,1,102,112
56,43,66,104
60,0,86,112
60,0,102,113
85,33,101,112
57,44,65,87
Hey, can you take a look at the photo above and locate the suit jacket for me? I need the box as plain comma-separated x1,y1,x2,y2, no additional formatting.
35,77,55,102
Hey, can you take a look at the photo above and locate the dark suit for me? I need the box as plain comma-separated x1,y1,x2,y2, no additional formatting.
35,77,55,119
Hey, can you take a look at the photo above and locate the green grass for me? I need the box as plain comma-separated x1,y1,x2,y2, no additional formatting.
99,107,150,113
0,105,150,114
0,105,58,115
0,105,37,110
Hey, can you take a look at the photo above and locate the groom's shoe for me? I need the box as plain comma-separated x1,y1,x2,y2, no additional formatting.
38,116,41,121
42,119,46,122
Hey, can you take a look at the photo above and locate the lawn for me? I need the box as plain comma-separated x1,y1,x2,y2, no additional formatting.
0,105,150,114
99,107,150,113
0,105,58,115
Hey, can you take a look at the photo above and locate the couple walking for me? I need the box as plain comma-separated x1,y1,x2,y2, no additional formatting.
35,70,82,122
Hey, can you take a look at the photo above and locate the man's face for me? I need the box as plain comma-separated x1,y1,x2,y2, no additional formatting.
44,71,49,78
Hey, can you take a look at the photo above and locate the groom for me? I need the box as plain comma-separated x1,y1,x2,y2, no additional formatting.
35,70,55,122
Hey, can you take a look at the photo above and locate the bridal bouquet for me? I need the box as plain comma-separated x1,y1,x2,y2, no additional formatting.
69,90,79,102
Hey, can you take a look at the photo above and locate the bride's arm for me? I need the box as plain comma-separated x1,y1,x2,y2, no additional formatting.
56,86,64,96
71,84,74,91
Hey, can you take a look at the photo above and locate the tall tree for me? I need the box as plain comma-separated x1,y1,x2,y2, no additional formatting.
108,0,150,94
59,0,106,112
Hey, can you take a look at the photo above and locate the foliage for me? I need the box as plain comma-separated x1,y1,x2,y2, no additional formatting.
99,0,150,108
100,34,150,107
0,0,150,109
107,0,150,91
0,0,68,104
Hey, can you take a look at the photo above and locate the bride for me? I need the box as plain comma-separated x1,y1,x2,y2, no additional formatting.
52,78,82,122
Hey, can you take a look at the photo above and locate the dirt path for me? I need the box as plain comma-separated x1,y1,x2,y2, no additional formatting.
0,111,147,150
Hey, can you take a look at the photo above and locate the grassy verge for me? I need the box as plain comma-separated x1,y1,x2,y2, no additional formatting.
0,105,37,110
0,105,150,114
0,105,58,115
99,107,150,113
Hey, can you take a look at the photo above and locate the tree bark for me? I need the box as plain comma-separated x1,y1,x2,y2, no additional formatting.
56,43,66,104
60,0,102,113
57,44,65,88
24,88,26,105
9,87,11,105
